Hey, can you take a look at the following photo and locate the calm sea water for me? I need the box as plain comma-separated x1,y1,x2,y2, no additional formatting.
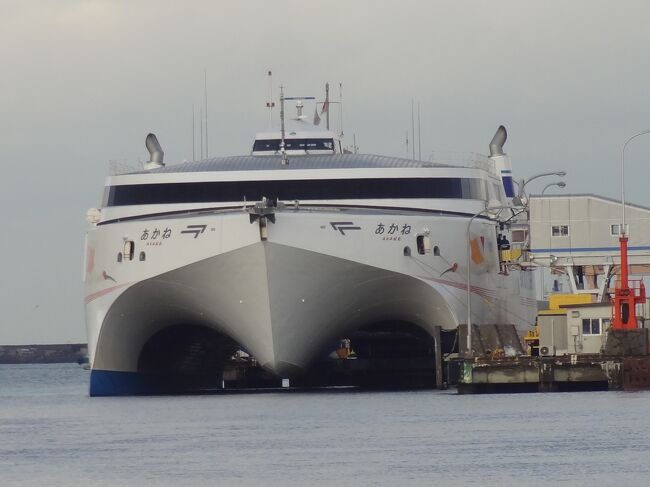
1,363,649,486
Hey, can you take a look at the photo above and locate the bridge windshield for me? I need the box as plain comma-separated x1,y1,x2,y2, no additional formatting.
104,177,489,207
253,138,335,152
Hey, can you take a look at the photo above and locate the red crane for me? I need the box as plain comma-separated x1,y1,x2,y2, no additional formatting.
612,234,646,330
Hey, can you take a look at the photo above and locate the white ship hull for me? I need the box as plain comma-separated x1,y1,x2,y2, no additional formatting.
85,207,536,395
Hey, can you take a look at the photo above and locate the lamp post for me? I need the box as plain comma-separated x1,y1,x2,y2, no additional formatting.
611,130,650,330
539,181,566,299
522,170,566,190
621,130,650,235
517,171,567,200
466,205,511,357
541,181,566,195
514,171,566,223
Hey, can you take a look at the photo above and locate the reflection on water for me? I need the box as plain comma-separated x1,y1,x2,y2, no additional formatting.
1,363,649,486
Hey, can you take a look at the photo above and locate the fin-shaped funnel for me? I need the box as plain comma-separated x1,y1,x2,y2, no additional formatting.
489,125,507,157
488,125,515,198
145,133,164,169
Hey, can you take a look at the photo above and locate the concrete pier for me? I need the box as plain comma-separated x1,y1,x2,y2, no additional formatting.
457,328,650,394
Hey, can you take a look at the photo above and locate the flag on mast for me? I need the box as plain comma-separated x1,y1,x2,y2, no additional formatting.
313,106,321,126
321,93,329,114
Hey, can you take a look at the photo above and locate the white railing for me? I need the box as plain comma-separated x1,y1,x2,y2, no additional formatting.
108,159,141,176
428,151,496,176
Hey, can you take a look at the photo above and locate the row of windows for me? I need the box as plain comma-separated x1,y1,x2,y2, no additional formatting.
104,177,493,207
582,318,610,336
253,138,335,152
551,224,631,237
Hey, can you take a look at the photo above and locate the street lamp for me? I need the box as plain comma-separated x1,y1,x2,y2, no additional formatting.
621,130,650,234
466,204,512,357
612,130,650,330
517,171,567,200
521,170,566,190
541,181,566,195
538,182,566,299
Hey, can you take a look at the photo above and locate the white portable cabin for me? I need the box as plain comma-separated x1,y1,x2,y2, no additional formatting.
538,303,613,356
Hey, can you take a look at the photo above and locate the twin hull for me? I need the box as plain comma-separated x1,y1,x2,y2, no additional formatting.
84,209,536,395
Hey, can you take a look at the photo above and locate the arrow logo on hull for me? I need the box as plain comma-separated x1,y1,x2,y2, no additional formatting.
181,224,207,238
330,221,361,236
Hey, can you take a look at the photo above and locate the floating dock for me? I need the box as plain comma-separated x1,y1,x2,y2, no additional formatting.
455,327,650,393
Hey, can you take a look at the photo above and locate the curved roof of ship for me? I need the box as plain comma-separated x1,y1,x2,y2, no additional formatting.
137,153,457,174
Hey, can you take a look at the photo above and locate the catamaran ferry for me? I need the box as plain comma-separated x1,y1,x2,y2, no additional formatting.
83,93,536,395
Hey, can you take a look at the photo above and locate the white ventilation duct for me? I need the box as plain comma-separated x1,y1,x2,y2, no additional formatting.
144,133,165,170
488,125,515,198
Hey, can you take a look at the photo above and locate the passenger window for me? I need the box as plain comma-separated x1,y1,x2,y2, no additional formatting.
117,252,123,263
433,246,440,256
403,246,412,257
139,251,146,262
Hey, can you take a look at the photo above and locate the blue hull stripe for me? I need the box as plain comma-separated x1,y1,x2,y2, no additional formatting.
90,369,155,396
530,246,650,253
89,369,226,396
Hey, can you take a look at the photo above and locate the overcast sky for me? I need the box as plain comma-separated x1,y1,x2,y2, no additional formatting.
3,0,650,344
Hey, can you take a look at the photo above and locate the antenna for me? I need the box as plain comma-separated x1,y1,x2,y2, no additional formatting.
417,102,421,161
280,86,288,166
204,69,209,158
200,106,204,160
325,82,330,131
411,99,415,160
406,131,409,157
339,82,344,139
266,70,275,127
192,104,195,161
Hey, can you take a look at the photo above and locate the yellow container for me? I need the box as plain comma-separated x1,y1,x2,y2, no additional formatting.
547,293,592,310
500,249,522,262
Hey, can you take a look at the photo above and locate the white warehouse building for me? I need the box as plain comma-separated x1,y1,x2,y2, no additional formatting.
527,194,650,301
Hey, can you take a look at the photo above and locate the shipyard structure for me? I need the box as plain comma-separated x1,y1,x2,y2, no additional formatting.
459,193,650,392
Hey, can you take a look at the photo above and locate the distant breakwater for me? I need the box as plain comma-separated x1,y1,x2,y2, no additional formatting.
0,344,87,364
